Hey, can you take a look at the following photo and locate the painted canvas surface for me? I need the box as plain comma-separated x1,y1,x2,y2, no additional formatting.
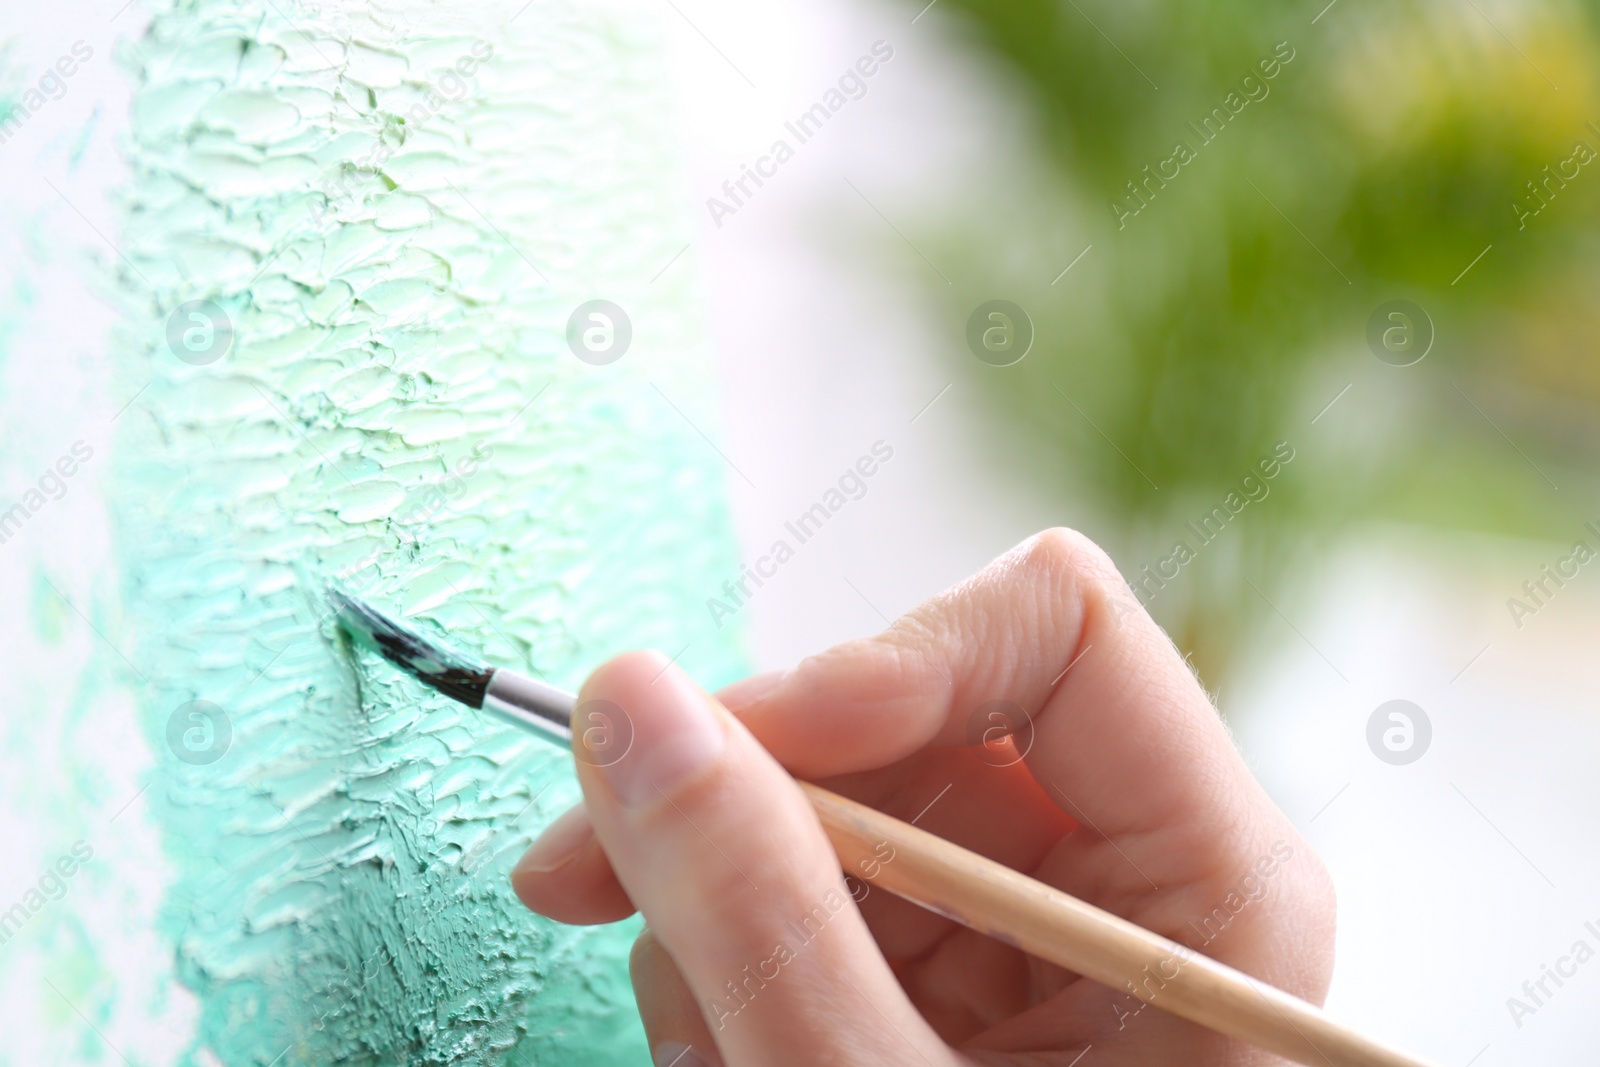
0,2,744,1064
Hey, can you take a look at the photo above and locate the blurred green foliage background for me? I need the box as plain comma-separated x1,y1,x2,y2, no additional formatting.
921,0,1600,679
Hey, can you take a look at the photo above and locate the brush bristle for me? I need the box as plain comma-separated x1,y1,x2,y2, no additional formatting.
326,585,494,708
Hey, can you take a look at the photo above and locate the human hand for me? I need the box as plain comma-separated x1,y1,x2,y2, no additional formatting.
510,529,1336,1066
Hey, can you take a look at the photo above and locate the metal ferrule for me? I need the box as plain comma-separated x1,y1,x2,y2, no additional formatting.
482,670,575,750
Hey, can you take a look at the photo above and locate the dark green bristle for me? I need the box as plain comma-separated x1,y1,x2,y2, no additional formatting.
326,585,493,708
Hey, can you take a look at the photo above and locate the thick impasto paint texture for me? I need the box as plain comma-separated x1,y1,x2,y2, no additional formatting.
102,1,743,1063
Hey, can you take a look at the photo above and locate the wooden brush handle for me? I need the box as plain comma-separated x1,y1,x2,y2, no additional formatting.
802,782,1439,1067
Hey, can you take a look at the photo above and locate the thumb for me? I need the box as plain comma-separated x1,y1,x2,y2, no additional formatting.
571,651,953,1067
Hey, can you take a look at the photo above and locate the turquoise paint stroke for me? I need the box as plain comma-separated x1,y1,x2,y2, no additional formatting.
108,1,743,1064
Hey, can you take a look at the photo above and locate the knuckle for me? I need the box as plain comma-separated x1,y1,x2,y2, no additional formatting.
1018,526,1120,583
1013,527,1128,608
1011,528,1151,646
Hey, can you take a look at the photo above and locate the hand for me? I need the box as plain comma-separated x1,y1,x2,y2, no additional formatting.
510,529,1336,1066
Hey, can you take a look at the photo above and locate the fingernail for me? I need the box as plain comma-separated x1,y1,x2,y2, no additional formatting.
653,1041,709,1067
585,653,725,807
514,804,592,875
717,668,788,711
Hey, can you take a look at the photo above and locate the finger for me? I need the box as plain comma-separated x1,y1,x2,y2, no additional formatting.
510,673,832,927
733,529,1313,918
505,728,1077,1032
735,528,1189,781
631,927,724,1067
510,804,636,925
508,677,1069,939
823,746,1069,962
572,650,957,1066
509,623,1080,937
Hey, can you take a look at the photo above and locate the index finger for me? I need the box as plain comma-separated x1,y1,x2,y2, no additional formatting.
734,528,1286,881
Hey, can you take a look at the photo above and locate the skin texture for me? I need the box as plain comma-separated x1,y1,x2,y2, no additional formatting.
511,529,1338,1065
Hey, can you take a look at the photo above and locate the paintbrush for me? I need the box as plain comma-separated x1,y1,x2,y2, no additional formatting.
328,587,1439,1067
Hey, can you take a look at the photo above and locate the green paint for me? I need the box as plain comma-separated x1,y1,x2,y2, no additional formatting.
108,1,744,1063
